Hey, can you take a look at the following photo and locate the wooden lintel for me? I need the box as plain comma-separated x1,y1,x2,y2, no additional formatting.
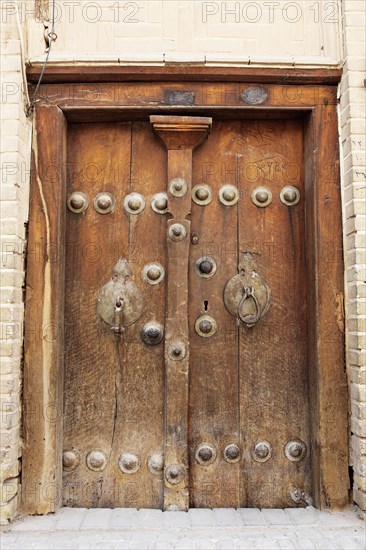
26,64,343,85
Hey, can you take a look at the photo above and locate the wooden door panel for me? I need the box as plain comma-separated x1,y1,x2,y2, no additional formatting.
64,122,132,507
189,121,240,508
63,122,166,508
103,122,167,509
188,119,310,508
63,117,310,509
237,120,310,508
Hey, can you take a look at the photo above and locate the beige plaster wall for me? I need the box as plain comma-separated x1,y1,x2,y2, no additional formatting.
25,0,343,65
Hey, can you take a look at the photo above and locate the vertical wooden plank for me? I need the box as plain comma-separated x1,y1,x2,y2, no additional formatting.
22,106,67,514
163,141,202,511
164,148,192,511
237,119,311,508
62,122,131,507
105,122,166,508
305,105,349,509
189,121,240,508
150,116,211,511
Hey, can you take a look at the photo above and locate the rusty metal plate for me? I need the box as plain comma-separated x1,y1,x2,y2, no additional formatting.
164,90,195,106
224,253,270,328
241,86,268,105
97,258,144,330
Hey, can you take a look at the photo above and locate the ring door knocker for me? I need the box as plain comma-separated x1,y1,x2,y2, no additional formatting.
97,258,144,334
224,253,270,328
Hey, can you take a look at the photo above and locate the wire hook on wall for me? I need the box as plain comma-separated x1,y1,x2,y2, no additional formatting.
26,0,57,117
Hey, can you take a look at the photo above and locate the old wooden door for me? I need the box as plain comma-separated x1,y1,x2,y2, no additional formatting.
63,115,310,510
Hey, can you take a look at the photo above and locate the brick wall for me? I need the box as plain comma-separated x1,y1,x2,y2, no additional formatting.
0,9,31,524
0,0,365,522
339,0,366,518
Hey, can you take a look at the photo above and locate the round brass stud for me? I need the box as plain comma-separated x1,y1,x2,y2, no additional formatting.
168,223,187,242
119,452,140,474
96,194,112,211
195,315,217,338
280,186,301,206
124,192,145,215
219,184,239,206
169,178,187,198
284,439,307,462
195,256,217,279
94,192,115,214
147,266,161,281
151,192,168,214
167,341,187,361
251,441,272,463
192,184,213,206
63,449,80,471
141,322,164,346
251,187,272,208
147,452,164,476
165,463,185,485
223,444,240,463
142,262,165,285
86,449,108,471
67,192,89,214
195,443,217,466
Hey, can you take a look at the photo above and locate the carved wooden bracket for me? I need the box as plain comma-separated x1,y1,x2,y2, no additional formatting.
151,115,212,151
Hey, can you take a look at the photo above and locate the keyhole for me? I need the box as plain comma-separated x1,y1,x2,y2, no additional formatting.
204,300,208,311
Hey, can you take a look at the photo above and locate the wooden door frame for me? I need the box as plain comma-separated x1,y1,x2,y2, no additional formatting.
22,70,349,514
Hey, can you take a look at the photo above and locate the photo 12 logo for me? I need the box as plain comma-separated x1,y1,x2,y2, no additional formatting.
201,1,340,24
1,2,142,24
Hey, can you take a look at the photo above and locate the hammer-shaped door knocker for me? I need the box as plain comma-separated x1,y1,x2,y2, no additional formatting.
224,253,270,328
97,258,143,334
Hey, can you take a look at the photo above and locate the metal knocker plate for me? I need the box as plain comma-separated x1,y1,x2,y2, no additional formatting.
224,253,270,328
97,258,144,334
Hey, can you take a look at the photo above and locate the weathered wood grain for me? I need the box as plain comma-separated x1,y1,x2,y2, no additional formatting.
26,66,342,85
189,121,240,508
305,105,349,509
108,122,166,508
34,83,337,111
63,122,132,507
62,121,169,508
22,106,67,514
151,116,211,510
237,119,310,508
23,83,348,512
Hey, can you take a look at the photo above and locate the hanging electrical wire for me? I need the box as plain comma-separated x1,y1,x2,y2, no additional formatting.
15,0,31,113
26,0,57,117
